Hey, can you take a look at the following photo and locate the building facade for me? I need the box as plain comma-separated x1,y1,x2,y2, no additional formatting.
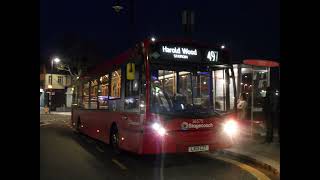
40,65,73,111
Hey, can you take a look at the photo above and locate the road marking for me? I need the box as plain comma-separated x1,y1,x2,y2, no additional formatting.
95,146,105,153
112,158,127,170
213,156,271,180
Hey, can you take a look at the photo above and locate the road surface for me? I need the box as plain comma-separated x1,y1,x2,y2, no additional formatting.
40,114,279,180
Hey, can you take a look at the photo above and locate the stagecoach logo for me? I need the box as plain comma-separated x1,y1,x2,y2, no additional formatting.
180,121,213,130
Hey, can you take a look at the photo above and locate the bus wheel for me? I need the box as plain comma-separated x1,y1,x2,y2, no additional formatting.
110,125,120,154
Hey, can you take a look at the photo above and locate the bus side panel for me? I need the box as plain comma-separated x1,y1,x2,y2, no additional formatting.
71,109,145,154
79,110,145,154
117,113,145,154
78,111,91,137
99,111,140,153
96,111,121,144
85,111,106,140
71,110,113,142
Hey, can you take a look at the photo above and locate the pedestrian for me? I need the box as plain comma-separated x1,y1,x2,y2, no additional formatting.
237,93,248,120
262,86,275,143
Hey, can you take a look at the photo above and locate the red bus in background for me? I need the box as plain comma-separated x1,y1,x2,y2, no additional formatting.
71,38,239,154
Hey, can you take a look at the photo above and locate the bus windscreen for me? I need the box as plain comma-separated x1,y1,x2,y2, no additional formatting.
150,69,216,117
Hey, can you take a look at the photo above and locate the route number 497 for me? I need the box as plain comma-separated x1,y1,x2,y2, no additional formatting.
207,51,218,62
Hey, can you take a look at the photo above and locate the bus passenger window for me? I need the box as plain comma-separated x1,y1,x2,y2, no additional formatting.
90,79,98,109
125,63,141,112
125,63,140,97
83,82,90,109
110,69,121,99
99,74,110,109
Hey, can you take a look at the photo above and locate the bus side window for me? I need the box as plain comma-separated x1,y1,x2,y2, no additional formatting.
110,69,121,99
98,74,110,110
89,79,98,109
83,82,90,109
124,62,141,112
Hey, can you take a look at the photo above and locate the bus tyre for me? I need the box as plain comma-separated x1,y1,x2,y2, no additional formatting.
110,125,120,154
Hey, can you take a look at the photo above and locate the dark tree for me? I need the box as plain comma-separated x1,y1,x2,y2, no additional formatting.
54,33,104,85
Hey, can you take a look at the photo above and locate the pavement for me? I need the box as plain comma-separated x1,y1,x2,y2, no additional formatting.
50,111,71,115
40,107,71,115
219,127,280,175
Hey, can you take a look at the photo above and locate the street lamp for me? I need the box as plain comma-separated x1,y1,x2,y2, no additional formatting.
50,57,61,87
112,1,124,13
49,57,61,113
113,0,135,45
54,57,60,63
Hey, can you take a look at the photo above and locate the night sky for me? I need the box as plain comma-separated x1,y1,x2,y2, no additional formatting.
40,0,279,64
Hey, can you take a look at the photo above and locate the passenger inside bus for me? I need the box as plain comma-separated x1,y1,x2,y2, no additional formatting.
150,70,214,116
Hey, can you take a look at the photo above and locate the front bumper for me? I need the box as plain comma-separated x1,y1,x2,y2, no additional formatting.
139,130,233,154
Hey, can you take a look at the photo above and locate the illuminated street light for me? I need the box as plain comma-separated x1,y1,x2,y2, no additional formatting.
221,45,225,49
48,56,61,114
53,57,61,63
112,0,123,13
151,37,156,42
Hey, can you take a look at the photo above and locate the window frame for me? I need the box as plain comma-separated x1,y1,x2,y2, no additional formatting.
109,68,122,100
98,73,111,110
82,81,90,109
57,76,63,84
124,62,142,112
88,79,99,110
48,76,52,85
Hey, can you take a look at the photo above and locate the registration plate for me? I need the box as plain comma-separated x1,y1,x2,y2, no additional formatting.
188,145,209,152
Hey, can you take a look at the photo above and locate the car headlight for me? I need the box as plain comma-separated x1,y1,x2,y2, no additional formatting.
152,123,166,136
223,120,238,137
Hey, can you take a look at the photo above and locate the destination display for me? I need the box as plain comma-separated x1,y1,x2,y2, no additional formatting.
150,43,221,64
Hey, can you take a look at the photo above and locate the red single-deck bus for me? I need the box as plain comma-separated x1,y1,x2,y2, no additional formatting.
71,38,239,154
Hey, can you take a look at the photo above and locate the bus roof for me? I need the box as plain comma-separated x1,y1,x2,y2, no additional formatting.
83,38,225,79
84,48,133,78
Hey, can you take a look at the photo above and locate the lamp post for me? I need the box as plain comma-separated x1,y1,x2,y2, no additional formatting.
113,0,135,45
48,57,60,113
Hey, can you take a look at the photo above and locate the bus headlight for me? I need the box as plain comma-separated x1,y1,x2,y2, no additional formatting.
223,120,238,137
152,123,166,136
